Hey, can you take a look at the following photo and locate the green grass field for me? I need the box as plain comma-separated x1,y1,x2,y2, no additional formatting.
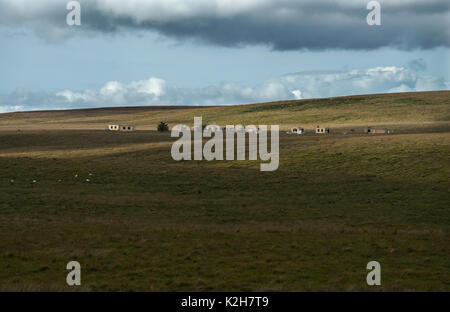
0,91,449,291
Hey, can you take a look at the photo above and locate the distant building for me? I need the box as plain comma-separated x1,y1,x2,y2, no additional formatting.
365,127,389,134
315,126,330,134
120,125,135,132
109,125,135,131
291,127,305,134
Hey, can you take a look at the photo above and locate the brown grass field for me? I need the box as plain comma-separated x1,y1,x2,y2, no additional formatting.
0,91,449,291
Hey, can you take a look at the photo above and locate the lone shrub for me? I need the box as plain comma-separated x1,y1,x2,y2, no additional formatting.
158,122,169,132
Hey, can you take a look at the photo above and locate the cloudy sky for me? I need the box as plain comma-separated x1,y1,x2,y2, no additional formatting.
0,0,449,112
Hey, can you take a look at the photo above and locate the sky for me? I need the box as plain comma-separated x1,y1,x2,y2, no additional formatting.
0,0,449,112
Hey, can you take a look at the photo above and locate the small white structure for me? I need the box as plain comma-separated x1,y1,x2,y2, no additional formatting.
109,125,135,131
365,127,390,134
120,125,135,131
291,127,305,134
315,125,330,134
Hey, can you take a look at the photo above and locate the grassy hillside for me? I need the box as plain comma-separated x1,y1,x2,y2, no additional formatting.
0,91,449,291
0,91,448,131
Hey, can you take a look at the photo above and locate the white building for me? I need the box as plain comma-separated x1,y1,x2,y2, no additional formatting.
291,127,305,134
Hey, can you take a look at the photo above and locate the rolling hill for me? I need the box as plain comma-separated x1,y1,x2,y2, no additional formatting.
0,91,449,291
0,91,448,132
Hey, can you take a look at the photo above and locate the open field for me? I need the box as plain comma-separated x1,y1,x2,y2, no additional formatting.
0,91,449,291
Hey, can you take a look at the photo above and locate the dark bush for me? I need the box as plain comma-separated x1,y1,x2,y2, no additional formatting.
158,122,169,132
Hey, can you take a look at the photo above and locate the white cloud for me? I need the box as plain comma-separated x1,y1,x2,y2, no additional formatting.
56,89,95,102
0,66,448,112
0,105,24,113
388,84,413,93
129,77,166,96
99,81,125,96
291,90,302,100
95,0,273,21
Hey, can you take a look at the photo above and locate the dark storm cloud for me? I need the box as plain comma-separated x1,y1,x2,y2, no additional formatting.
0,0,449,50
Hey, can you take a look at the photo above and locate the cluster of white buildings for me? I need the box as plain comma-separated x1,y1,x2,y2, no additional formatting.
289,125,330,135
108,125,135,131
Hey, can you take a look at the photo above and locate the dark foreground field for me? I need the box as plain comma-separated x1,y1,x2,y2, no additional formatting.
0,92,449,291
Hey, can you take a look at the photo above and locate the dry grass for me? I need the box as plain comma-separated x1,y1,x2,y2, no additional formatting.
0,91,448,131
0,91,449,291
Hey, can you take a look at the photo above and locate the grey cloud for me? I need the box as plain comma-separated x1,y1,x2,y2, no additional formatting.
407,58,427,72
0,0,449,49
